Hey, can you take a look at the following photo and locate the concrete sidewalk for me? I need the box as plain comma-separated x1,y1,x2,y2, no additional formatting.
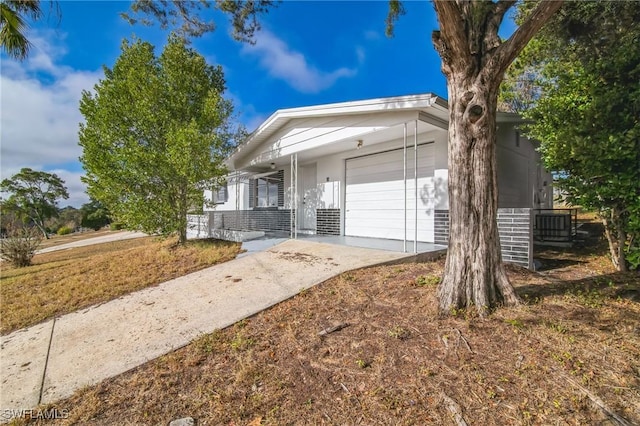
36,231,148,255
1,239,416,417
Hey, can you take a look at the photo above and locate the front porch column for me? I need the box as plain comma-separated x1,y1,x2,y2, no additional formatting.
403,122,408,253
290,153,298,239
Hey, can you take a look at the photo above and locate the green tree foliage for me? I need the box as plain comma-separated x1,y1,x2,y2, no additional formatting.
79,35,235,244
0,0,60,60
0,168,69,238
45,206,82,233
80,199,111,231
122,0,276,41
504,1,640,271
0,0,42,60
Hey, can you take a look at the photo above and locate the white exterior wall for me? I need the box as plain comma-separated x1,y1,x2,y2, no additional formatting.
496,123,553,209
206,122,549,215
203,176,249,212
432,131,449,210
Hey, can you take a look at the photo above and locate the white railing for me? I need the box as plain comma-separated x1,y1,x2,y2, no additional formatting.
186,214,210,240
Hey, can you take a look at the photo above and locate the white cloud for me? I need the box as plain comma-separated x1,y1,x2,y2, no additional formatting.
356,46,366,64
241,29,356,93
0,29,101,207
48,169,90,208
364,30,381,41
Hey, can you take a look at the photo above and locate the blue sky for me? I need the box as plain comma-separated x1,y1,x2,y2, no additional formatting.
1,1,516,207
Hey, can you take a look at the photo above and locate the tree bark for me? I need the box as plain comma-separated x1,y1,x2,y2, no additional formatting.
31,215,49,239
437,75,519,314
178,185,188,245
432,0,563,315
603,208,628,272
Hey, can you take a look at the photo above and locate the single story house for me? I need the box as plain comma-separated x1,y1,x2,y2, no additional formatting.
203,93,553,268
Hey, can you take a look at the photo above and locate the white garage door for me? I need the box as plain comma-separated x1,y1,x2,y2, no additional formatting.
345,144,435,242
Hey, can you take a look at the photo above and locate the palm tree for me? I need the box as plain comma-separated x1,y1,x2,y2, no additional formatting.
0,0,42,60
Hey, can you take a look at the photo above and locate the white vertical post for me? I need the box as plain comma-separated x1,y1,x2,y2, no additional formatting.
403,122,407,253
235,170,240,230
414,119,418,253
289,154,294,238
295,153,298,239
290,154,298,239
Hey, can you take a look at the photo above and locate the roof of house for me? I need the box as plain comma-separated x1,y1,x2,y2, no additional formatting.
229,93,449,164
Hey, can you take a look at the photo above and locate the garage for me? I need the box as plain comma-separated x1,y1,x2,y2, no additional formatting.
345,144,435,242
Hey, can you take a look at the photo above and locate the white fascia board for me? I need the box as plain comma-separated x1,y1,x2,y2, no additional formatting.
418,111,448,130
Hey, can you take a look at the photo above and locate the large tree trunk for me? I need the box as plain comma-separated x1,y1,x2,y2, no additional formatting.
432,0,563,316
438,76,519,314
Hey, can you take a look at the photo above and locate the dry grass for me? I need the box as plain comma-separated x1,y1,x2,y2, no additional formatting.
14,230,639,425
0,237,241,334
35,229,116,250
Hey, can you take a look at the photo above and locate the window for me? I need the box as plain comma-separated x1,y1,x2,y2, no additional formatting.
255,176,279,207
212,182,228,204
515,130,521,148
249,171,283,208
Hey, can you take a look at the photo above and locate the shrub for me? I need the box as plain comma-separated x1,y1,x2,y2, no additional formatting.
415,275,441,287
57,226,73,235
110,222,125,230
0,226,43,267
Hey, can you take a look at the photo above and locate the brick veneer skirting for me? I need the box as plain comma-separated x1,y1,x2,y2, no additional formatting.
316,209,340,235
209,209,293,233
434,208,533,269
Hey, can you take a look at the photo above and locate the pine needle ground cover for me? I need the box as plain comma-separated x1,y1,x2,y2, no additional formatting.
15,226,639,425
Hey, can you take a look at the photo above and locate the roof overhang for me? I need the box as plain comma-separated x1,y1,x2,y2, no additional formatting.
226,93,449,169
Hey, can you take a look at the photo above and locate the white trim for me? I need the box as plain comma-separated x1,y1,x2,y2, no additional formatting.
403,122,407,252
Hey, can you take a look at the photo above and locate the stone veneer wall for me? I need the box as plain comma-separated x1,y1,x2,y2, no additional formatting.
209,209,293,233
316,209,340,235
434,208,533,269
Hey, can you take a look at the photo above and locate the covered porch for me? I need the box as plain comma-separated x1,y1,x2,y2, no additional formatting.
215,94,451,254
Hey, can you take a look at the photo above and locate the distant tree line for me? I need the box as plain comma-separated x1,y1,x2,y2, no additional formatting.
1,168,111,238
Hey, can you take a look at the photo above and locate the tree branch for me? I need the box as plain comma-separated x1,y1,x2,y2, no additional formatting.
484,0,516,52
432,0,472,71
492,0,563,78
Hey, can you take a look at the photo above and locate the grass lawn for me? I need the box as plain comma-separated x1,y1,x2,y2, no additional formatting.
0,237,241,335
14,224,639,425
35,229,117,250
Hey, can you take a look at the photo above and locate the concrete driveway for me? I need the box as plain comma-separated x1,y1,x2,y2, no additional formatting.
0,239,420,420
